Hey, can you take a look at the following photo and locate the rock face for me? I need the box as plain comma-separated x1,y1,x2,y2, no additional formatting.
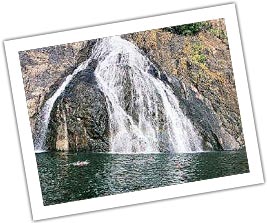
18,40,96,133
19,19,245,152
168,76,239,151
45,60,110,151
123,19,245,150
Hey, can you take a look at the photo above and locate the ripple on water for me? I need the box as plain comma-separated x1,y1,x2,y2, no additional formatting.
36,150,249,206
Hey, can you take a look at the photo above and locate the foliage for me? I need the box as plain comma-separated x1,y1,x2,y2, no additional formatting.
191,42,206,64
164,22,210,36
209,28,227,42
184,40,207,67
163,20,228,43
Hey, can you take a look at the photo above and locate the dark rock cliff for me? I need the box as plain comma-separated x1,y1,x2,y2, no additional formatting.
19,19,245,152
123,19,244,150
45,60,110,151
18,40,96,134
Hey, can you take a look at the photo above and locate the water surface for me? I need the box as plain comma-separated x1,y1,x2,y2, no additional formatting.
36,150,249,206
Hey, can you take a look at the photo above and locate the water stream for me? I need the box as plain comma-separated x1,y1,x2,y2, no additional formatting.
34,59,91,152
92,36,202,153
35,36,202,153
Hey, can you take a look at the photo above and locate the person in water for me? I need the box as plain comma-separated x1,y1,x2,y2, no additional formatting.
73,161,89,166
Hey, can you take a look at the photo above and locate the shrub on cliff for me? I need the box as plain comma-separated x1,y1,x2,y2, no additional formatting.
164,22,210,36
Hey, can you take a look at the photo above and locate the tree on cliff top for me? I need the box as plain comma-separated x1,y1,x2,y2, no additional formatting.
164,22,210,36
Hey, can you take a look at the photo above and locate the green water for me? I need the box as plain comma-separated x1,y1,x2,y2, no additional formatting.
36,150,249,206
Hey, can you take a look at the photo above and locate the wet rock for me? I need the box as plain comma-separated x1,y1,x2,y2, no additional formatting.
123,23,245,150
46,65,110,152
19,40,96,134
21,19,245,152
168,76,238,151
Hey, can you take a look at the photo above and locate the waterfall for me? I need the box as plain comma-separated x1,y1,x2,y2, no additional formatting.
35,36,202,153
34,59,91,152
92,36,202,153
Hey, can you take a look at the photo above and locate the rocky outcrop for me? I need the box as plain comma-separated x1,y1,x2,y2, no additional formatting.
45,60,110,151
123,19,245,150
168,76,239,150
19,19,245,152
18,40,96,133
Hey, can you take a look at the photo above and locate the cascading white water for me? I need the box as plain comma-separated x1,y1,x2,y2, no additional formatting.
35,36,202,153
92,36,202,153
34,59,91,152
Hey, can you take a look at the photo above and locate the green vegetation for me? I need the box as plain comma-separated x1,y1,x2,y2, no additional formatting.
164,21,209,36
209,28,227,42
163,20,227,43
191,42,207,64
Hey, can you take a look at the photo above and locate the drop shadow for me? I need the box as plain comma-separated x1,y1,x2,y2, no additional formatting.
235,3,265,182
2,42,34,220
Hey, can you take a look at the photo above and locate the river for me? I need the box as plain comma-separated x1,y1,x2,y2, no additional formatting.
36,150,249,206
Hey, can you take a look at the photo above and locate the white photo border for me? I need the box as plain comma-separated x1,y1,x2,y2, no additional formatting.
4,4,264,221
